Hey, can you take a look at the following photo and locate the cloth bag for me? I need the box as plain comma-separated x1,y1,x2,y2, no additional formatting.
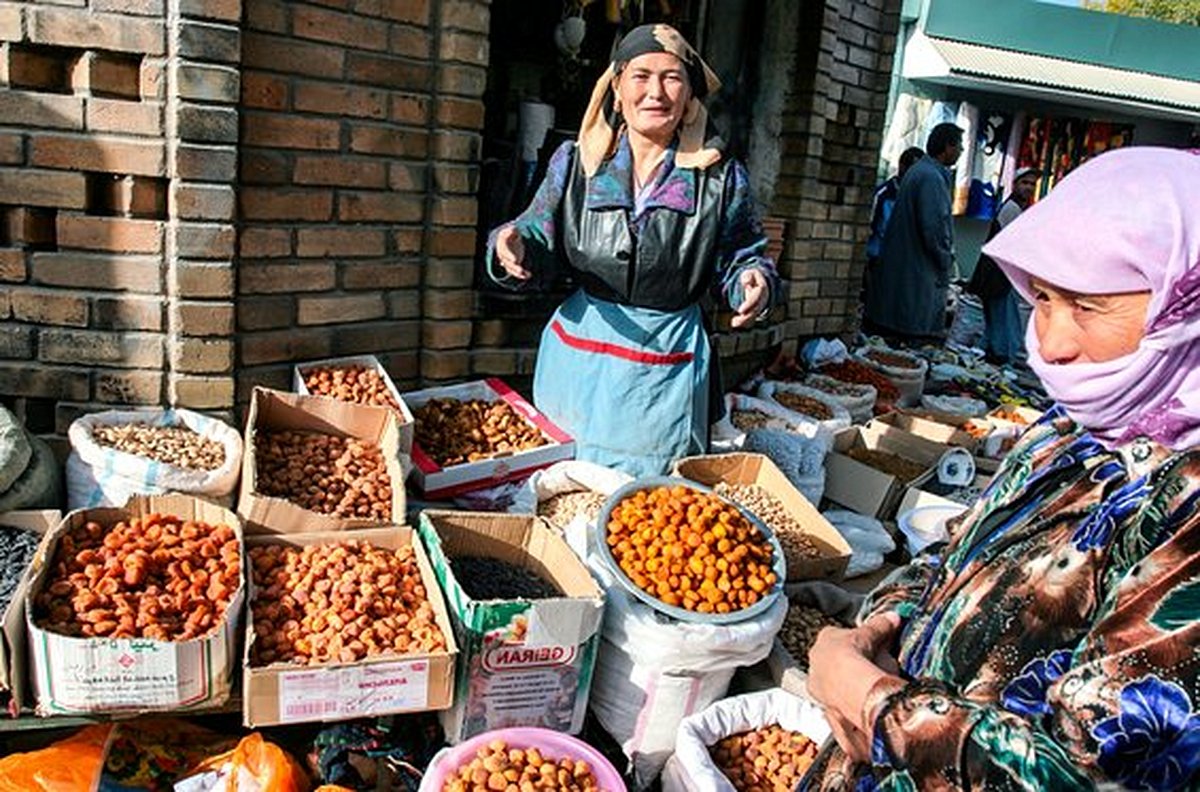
855,349,928,407
66,408,243,510
587,557,787,789
0,431,63,513
799,374,875,426
0,406,32,495
509,460,633,559
661,689,831,792
755,381,851,438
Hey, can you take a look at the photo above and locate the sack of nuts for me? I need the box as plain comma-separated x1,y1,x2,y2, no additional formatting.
510,460,633,560
66,408,243,510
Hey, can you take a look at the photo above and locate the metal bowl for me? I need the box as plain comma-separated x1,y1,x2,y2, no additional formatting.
594,475,786,625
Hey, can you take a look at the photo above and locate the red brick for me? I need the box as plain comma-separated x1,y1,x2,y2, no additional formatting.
0,325,29,360
377,0,429,25
438,64,486,98
241,328,333,366
334,320,419,355
241,262,334,294
389,24,429,58
171,374,235,410
173,300,234,336
94,370,163,404
439,31,488,65
178,21,240,64
0,250,27,282
71,51,143,99
436,97,484,130
141,58,166,101
0,132,23,165
177,104,237,143
388,162,425,191
431,196,477,226
388,290,419,318
425,260,473,288
0,365,90,401
296,228,386,258
3,207,56,248
420,349,469,380
88,174,166,218
91,295,163,330
423,320,472,349
338,192,423,223
298,293,385,326
176,223,236,259
423,288,473,319
10,288,88,326
239,149,290,185
433,130,480,162
441,0,487,32
349,124,428,157
242,111,340,151
172,183,236,221
293,81,387,119
241,71,288,110
241,189,332,221
243,32,345,80
0,5,22,40
293,5,388,50
39,330,163,368
473,319,508,347
472,349,517,376
172,337,234,373
340,261,420,290
293,156,386,188
5,44,73,92
31,134,165,177
430,228,476,257
176,63,240,103
239,227,291,258
179,0,242,22
86,98,163,136
345,52,430,91
31,252,160,292
57,215,163,254
245,0,288,33
393,228,423,254
176,262,233,298
93,0,165,15
237,295,293,330
176,144,237,182
29,8,165,55
0,91,83,130
390,93,429,125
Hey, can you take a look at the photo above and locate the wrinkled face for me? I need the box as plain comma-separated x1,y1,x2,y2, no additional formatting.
615,52,692,141
1013,174,1038,204
1030,277,1151,364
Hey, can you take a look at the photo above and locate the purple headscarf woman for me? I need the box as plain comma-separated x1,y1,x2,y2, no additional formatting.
985,147,1200,449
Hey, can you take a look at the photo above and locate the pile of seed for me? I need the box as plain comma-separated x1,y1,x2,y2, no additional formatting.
93,423,226,471
0,526,40,614
714,483,820,568
803,374,873,399
777,602,842,670
732,409,775,431
770,392,833,421
449,556,562,600
845,447,928,484
538,491,607,532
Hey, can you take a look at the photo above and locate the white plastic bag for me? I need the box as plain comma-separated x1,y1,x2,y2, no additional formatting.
821,510,895,578
800,374,876,426
855,348,929,407
0,406,32,495
662,689,830,792
67,408,243,510
920,394,988,419
799,338,848,369
510,460,632,559
755,381,851,439
587,557,787,789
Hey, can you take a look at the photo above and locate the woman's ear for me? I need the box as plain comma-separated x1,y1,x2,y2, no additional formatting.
683,96,700,125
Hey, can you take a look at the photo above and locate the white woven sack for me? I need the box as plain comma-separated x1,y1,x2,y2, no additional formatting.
510,460,633,560
855,348,928,407
801,374,875,425
756,381,851,439
662,689,831,792
587,555,787,789
712,394,828,481
0,405,32,495
67,408,242,509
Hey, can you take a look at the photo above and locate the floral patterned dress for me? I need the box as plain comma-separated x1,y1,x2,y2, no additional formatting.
802,406,1200,791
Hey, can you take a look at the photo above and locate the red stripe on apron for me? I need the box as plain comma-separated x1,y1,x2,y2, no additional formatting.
549,320,694,366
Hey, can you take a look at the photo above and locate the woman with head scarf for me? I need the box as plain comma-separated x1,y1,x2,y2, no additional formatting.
802,148,1200,791
488,24,778,476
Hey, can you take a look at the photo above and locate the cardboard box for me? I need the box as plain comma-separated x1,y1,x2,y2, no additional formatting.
293,354,415,456
417,510,604,743
899,470,992,514
403,379,575,499
869,411,979,453
0,509,59,716
238,387,407,535
823,425,948,520
673,453,852,582
25,495,243,716
242,525,457,727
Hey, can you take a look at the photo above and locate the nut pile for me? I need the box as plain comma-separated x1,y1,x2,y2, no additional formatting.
255,430,392,520
803,374,872,399
845,446,928,484
731,409,775,431
713,483,819,571
0,526,41,614
606,485,777,614
819,361,900,403
710,725,819,791
93,423,226,471
34,514,240,641
778,603,842,670
415,398,548,468
248,540,445,666
442,739,603,792
449,556,562,600
538,491,607,532
863,349,922,370
770,392,833,421
303,365,402,412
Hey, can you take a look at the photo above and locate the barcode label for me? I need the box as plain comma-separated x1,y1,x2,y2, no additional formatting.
276,660,430,724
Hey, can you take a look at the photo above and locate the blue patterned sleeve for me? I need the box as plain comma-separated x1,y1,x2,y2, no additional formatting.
486,141,575,290
716,159,781,315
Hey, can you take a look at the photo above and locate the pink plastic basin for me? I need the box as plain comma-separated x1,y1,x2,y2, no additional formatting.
420,727,626,792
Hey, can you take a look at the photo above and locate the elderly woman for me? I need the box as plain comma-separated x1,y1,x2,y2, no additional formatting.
803,148,1200,791
489,24,779,476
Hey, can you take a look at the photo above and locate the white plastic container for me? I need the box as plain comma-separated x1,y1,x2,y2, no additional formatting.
897,504,967,556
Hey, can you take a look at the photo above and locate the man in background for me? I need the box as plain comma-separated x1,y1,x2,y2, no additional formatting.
866,146,926,269
863,123,963,342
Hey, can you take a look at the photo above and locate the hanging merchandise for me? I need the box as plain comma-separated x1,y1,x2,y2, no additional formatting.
952,101,979,216
881,93,933,171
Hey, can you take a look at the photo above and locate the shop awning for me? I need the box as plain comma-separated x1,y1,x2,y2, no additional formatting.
903,29,1200,122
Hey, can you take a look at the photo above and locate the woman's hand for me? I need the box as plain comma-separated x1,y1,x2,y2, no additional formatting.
495,225,531,280
807,612,905,763
731,267,769,327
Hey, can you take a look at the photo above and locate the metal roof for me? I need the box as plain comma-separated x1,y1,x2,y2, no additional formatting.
903,30,1200,122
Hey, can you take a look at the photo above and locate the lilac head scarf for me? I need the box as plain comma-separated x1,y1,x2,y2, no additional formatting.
983,147,1200,450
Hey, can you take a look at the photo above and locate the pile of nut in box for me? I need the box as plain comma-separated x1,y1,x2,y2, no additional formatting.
0,344,1045,792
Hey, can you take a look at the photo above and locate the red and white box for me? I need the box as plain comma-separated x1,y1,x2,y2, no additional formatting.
403,379,575,499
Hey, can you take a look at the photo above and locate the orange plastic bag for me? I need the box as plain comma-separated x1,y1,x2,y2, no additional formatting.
181,733,310,792
0,724,112,791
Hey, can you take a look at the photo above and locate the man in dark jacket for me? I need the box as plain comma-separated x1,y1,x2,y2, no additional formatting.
863,123,963,341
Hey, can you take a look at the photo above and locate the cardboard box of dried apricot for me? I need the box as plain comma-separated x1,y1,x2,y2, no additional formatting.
24,494,244,716
242,525,457,727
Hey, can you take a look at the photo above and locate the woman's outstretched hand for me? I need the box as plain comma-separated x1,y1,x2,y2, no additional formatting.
807,611,904,763
495,225,531,280
731,267,769,327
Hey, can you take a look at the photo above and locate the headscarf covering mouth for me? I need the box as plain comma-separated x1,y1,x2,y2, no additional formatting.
577,23,723,177
983,147,1200,450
